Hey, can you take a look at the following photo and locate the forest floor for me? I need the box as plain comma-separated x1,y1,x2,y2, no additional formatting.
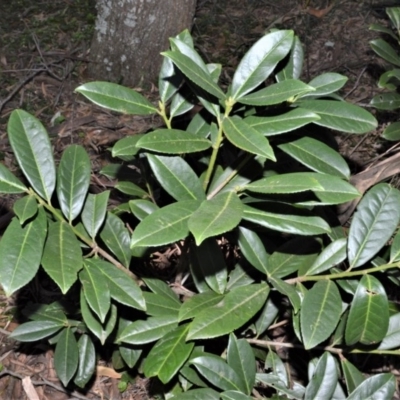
0,0,399,399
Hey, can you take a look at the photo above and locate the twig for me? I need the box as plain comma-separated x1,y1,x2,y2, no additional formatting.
343,66,368,99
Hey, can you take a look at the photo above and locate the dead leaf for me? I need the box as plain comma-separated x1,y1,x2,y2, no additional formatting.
22,376,40,400
97,365,121,379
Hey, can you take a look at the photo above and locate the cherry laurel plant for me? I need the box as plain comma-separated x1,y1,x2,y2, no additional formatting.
1,29,399,398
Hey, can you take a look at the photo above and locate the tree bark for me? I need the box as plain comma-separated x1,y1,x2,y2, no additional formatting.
89,0,197,87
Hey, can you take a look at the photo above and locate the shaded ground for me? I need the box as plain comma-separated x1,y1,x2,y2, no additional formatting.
0,0,399,398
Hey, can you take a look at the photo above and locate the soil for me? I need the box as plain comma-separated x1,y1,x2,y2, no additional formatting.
0,0,400,398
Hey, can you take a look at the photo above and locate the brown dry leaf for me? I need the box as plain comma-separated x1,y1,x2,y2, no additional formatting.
22,376,40,400
97,365,121,379
306,3,334,18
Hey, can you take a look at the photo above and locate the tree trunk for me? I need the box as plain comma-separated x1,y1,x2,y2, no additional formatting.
89,0,197,87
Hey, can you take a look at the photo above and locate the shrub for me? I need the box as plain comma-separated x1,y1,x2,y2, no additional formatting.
1,28,398,399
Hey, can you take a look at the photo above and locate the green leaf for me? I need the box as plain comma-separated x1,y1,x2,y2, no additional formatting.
378,313,400,350
220,391,253,400
387,7,400,30
129,199,159,221
91,258,145,311
136,129,212,154
278,137,350,179
13,195,38,224
131,200,200,247
179,291,224,322
100,212,131,267
159,56,182,103
162,51,225,99
190,239,228,294
370,38,400,66
118,315,179,345
245,108,320,136
112,134,144,158
238,79,314,106
298,100,378,134
227,334,255,395
170,388,220,400
81,191,109,239
256,373,305,399
346,373,396,400
143,292,181,317
119,345,142,369
348,183,400,269
191,355,246,392
222,117,275,160
304,73,348,97
254,297,279,337
80,261,111,323
189,191,243,246
237,226,268,274
75,81,157,114
0,163,27,193
345,274,389,346
54,328,79,387
243,205,331,236
170,91,195,119
265,350,288,387
227,262,255,290
369,23,398,41
9,320,64,342
0,209,47,296
305,238,347,275
231,30,294,100
80,292,117,345
276,35,304,81
7,109,56,202
41,221,82,294
143,324,194,384
370,92,400,110
270,277,301,313
74,334,96,388
300,280,342,349
382,121,400,141
341,359,365,395
304,352,338,400
115,181,148,198
187,283,269,340
147,154,205,201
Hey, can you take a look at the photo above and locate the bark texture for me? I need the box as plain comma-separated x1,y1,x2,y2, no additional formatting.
90,0,197,87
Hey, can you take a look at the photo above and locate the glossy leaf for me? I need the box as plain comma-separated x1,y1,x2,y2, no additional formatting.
254,297,279,337
143,292,181,317
75,81,157,114
7,109,56,202
265,350,288,387
270,277,301,313
9,320,64,342
238,79,314,106
143,324,194,384
378,313,400,350
187,283,269,340
41,221,82,294
278,137,350,179
74,334,96,388
191,355,246,392
81,192,109,240
348,183,400,269
13,195,38,224
227,334,255,395
129,199,159,221
170,91,195,119
119,345,142,369
115,181,148,198
91,258,145,311
237,226,268,274
170,388,220,400
220,391,253,400
227,262,255,290
100,212,131,267
190,239,228,294
345,274,389,346
370,38,400,66
222,117,275,160
231,30,294,100
276,35,304,81
131,200,200,247
0,163,27,194
112,134,144,158
256,373,305,399
189,191,243,246
147,154,205,201
246,108,320,136
162,51,225,99
80,261,111,323
57,145,90,222
304,352,338,400
159,56,182,103
305,238,347,276
370,92,400,110
298,100,377,134
300,280,342,349
0,208,47,296
341,359,365,395
54,328,79,387
346,373,396,400
179,291,224,322
118,315,179,345
243,205,331,236
382,121,400,141
304,72,348,97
